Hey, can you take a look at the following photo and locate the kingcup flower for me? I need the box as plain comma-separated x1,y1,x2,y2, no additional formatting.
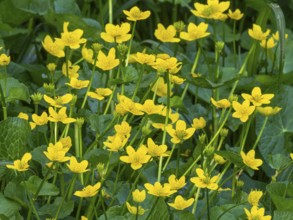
228,9,244,20
191,0,230,20
241,149,263,170
244,206,271,220
190,168,219,190
168,175,186,190
154,24,180,43
32,112,49,126
100,23,131,43
143,138,168,158
144,182,176,197
260,37,276,49
56,21,86,49
43,142,70,163
192,117,206,129
67,156,89,173
166,120,195,144
42,35,65,58
180,22,210,41
256,106,281,116
82,46,94,63
87,88,112,100
120,146,151,170
126,202,145,215
132,52,156,65
48,107,76,124
66,78,89,89
44,94,73,108
248,190,263,206
104,135,128,152
62,61,80,78
74,182,101,198
232,100,255,122
6,153,32,172
132,189,146,203
248,24,270,41
211,97,231,109
96,48,120,71
0,53,11,66
114,121,132,137
123,6,151,21
137,99,164,115
242,87,274,106
168,195,194,210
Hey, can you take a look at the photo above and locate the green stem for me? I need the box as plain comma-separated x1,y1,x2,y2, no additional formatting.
206,188,211,220
34,165,54,199
192,187,201,214
252,116,268,150
108,0,113,24
75,198,83,220
125,21,137,67
162,143,177,172
23,180,41,220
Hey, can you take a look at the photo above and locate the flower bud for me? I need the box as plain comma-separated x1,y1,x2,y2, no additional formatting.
47,63,56,72
220,128,229,138
92,43,103,53
173,21,185,32
31,92,43,104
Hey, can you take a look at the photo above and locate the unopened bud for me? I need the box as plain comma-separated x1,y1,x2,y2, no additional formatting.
92,43,103,53
47,63,56,72
31,92,43,104
173,21,185,32
220,128,229,138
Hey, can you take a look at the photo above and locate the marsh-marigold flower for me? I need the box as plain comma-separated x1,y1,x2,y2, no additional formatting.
191,0,230,20
166,120,195,144
154,24,180,43
144,182,176,197
117,95,144,115
256,106,281,116
228,9,244,20
241,150,263,170
168,175,186,190
190,168,219,190
137,99,164,115
248,190,263,206
242,87,274,107
6,153,32,172
42,35,65,58
0,53,10,66
96,48,120,71
32,112,48,126
132,52,156,65
67,156,89,173
211,97,231,109
101,23,131,43
114,121,131,137
57,22,86,49
87,88,112,101
104,135,128,152
126,202,145,215
168,195,194,210
43,143,70,163
74,182,101,198
144,138,168,157
66,78,89,89
180,22,210,41
132,189,146,203
82,46,94,63
248,24,270,41
62,61,80,79
44,94,73,108
18,112,29,120
123,6,151,21
244,206,271,220
232,100,255,122
192,117,206,129
260,37,276,49
48,107,76,124
120,146,151,170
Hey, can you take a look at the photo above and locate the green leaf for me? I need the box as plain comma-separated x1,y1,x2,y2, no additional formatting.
24,175,59,196
11,0,49,15
98,206,127,220
0,193,21,218
0,117,31,160
215,150,244,167
0,77,30,103
274,211,293,220
53,0,81,15
147,197,169,220
4,181,27,206
267,154,291,170
0,23,28,38
256,86,293,163
267,182,293,211
38,197,74,219
211,204,247,220
124,66,138,83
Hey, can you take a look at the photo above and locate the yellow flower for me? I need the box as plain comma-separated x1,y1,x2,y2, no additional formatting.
66,78,89,89
144,138,168,158
241,150,263,170
214,154,226,164
168,175,186,190
190,168,219,190
117,95,144,116
120,146,151,170
100,23,131,43
6,153,32,172
241,87,274,107
132,189,146,203
260,37,276,49
47,63,56,72
57,22,86,49
18,112,29,120
96,48,120,71
81,216,88,220
152,56,181,74
32,112,49,126
256,106,281,116
104,135,128,152
114,121,132,137
43,143,70,163
44,94,73,108
74,182,101,198
87,88,112,101
211,97,231,108
82,46,94,63
191,0,230,20
180,22,210,41
66,156,89,173
248,24,270,41
137,99,164,115
290,153,293,160
272,31,288,41
132,52,156,65
0,53,11,66
59,136,72,151
42,35,65,58
62,60,80,79
192,117,206,129
151,77,171,97
244,206,271,220
170,75,185,85
48,107,76,124
144,182,176,197
248,190,263,206
228,9,244,20
154,24,180,43
123,6,151,21
126,202,145,215
166,120,195,144
168,195,194,210
232,100,255,122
